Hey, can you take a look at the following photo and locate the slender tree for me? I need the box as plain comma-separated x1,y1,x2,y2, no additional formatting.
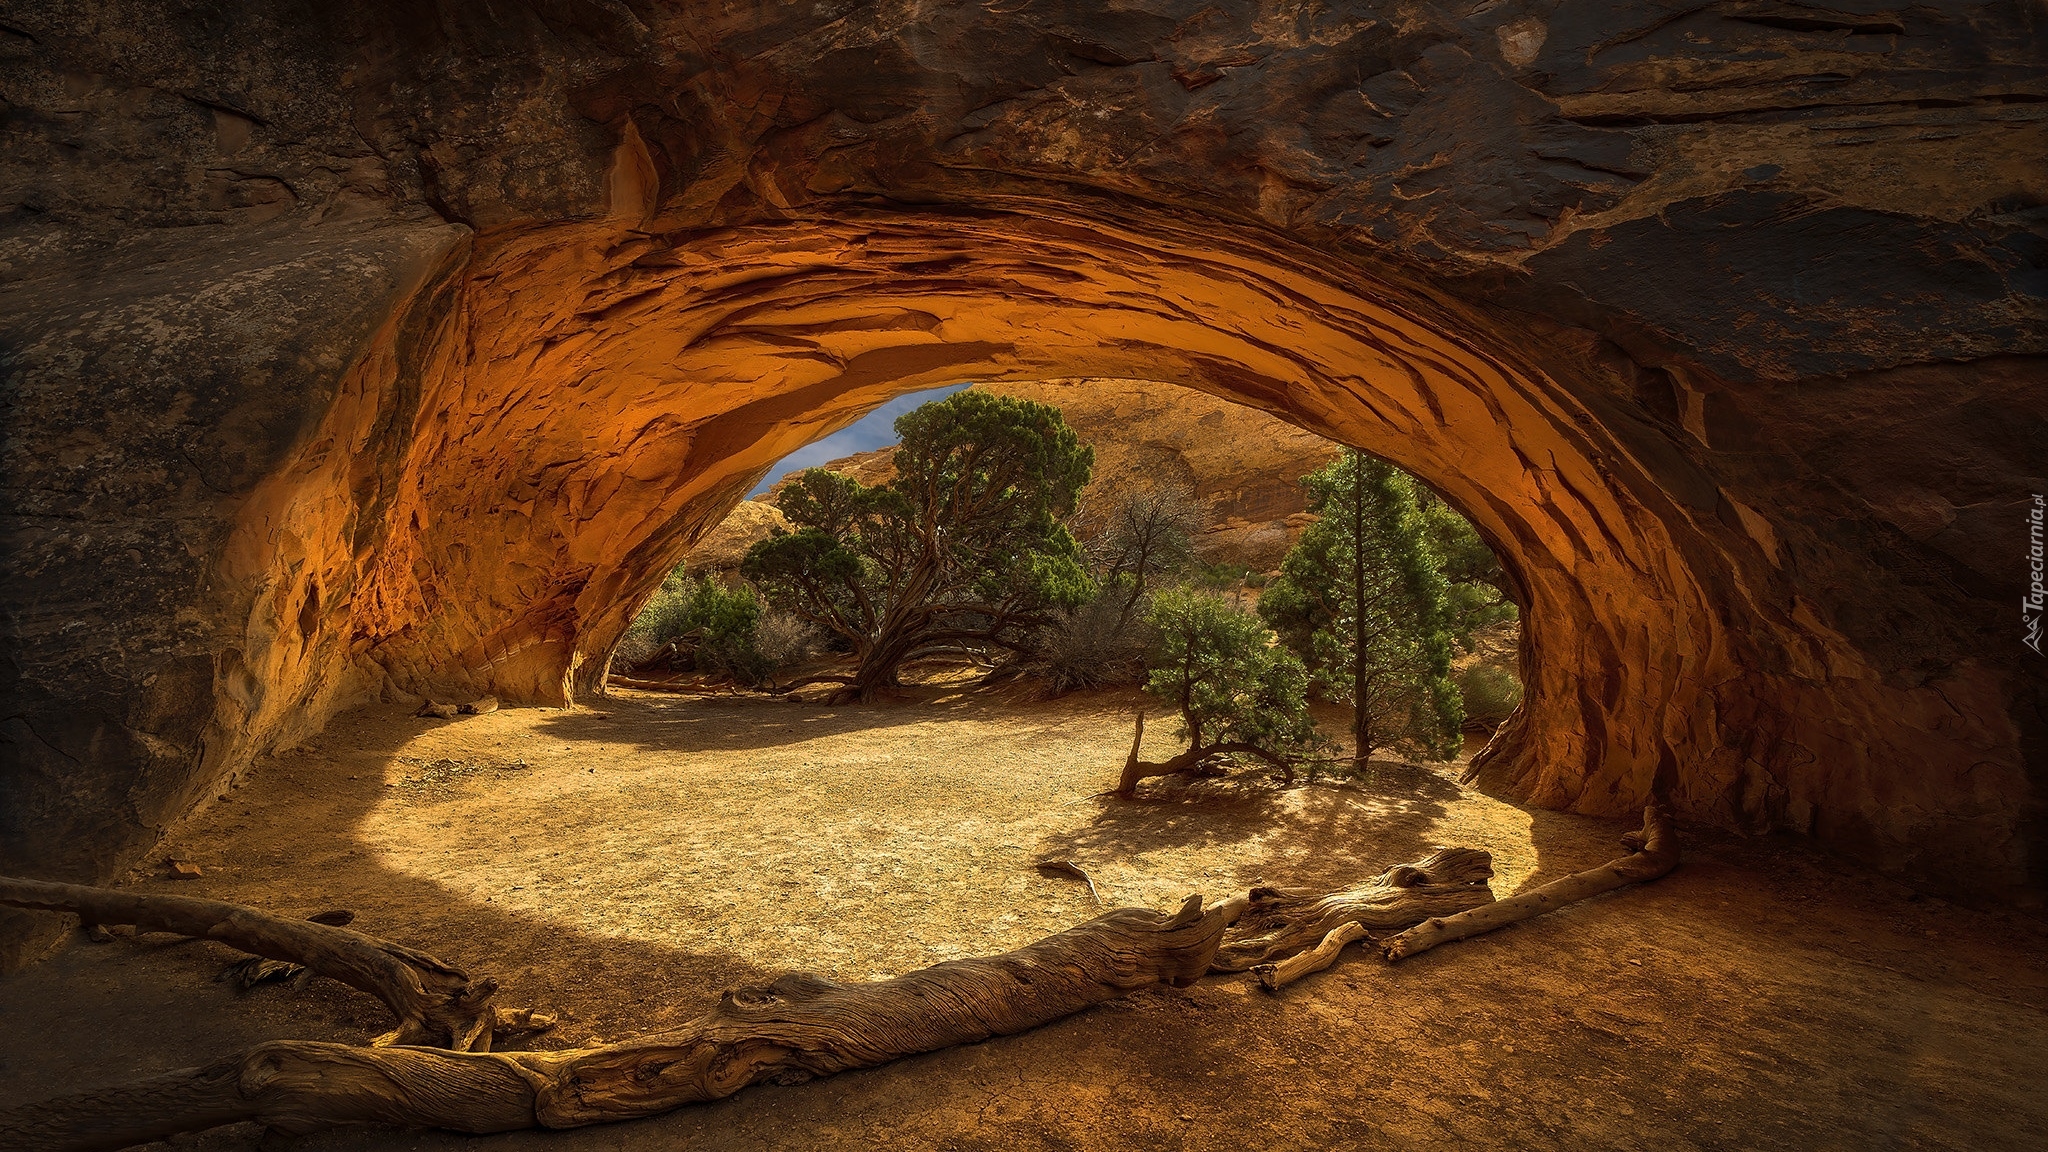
741,390,1093,701
1258,450,1462,770
1416,490,1519,647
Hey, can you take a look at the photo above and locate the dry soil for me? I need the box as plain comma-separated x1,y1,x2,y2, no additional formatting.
3,682,2045,1151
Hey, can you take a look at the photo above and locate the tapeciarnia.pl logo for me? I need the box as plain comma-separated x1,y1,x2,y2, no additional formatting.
2028,493,2045,656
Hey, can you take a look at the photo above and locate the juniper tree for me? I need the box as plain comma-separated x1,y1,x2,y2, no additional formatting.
1117,586,1321,796
740,390,1093,701
1258,450,1462,770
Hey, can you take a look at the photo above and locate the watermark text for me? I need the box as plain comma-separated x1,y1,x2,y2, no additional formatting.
2027,493,2045,656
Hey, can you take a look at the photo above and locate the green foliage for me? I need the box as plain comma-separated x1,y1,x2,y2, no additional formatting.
1417,493,1519,646
742,390,1095,697
622,572,781,684
1190,561,1254,592
1144,587,1321,770
1027,486,1203,693
1260,451,1463,765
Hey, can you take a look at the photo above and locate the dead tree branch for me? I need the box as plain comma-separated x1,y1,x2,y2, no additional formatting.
1210,848,1495,973
1252,922,1368,991
1380,803,1678,961
0,877,549,1052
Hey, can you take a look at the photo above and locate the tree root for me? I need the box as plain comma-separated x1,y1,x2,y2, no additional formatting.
1,895,1241,1152
1381,802,1678,961
1210,847,1495,972
0,877,551,1052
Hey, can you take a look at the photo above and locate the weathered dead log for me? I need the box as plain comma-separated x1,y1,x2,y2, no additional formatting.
608,674,724,693
1211,847,1495,972
1252,921,1368,992
1,895,1240,1152
220,909,356,989
0,877,548,1052
1380,803,1678,961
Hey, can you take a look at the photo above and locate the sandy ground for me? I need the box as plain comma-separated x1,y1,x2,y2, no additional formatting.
4,683,2046,1151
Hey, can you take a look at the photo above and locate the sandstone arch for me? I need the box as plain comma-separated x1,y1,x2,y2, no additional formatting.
3,1,2042,964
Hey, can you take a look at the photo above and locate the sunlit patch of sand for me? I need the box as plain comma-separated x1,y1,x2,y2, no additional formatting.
355,690,1548,981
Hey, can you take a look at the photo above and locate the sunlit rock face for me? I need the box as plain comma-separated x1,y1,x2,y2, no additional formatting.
1,1,2043,962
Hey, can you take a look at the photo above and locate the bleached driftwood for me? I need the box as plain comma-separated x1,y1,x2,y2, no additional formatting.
1211,848,1496,973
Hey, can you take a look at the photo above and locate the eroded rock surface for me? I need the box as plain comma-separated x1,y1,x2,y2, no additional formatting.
2,1,2043,963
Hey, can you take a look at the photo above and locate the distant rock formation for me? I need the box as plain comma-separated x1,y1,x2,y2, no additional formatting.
680,500,790,579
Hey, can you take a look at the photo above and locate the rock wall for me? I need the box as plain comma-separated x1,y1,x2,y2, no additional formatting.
2,1,2043,962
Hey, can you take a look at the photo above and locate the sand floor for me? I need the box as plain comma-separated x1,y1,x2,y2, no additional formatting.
3,684,2045,1150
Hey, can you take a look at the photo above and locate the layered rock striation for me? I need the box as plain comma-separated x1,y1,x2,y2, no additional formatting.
2,1,2043,962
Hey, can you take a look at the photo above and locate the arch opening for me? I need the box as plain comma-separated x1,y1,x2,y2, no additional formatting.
12,199,2013,962
232,207,1729,843
607,376,1528,761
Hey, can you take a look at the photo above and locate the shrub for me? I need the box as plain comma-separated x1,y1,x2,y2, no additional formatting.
1190,561,1253,591
1134,586,1322,785
620,572,787,686
1022,485,1198,694
1029,593,1154,693
752,609,820,672
1455,661,1523,727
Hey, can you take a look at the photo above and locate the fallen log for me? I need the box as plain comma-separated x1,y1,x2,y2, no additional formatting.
0,894,1241,1152
1380,802,1678,962
606,675,722,693
0,877,549,1052
1211,847,1495,972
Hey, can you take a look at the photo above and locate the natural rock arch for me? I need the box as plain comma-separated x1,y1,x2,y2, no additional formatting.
2,1,2042,964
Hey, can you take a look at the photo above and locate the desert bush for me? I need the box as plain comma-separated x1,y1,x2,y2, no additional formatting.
620,572,803,686
610,630,661,669
1140,586,1323,780
751,609,820,671
1029,594,1154,693
1021,485,1199,693
1454,661,1523,726
1190,561,1253,592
